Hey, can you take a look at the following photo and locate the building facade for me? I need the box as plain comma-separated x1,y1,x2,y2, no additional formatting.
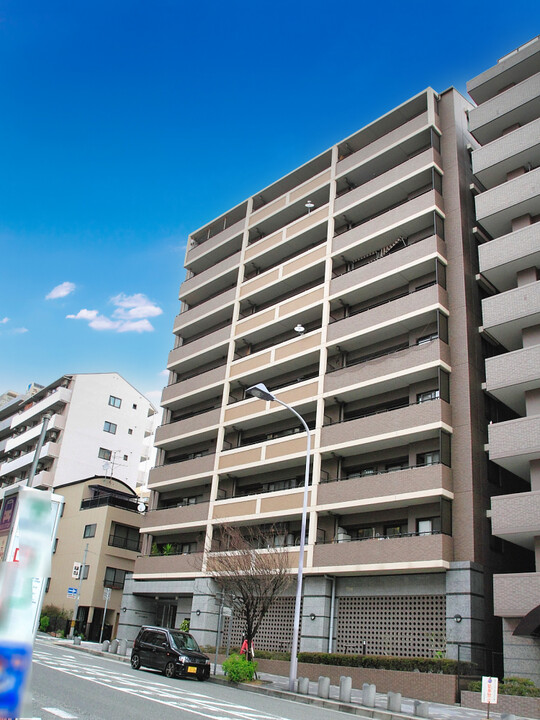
468,37,540,684
44,475,144,641
120,42,537,674
0,373,157,492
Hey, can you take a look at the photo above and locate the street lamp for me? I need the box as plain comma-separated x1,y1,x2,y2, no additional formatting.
246,382,311,692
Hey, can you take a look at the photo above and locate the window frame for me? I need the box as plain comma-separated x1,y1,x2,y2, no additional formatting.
98,447,112,461
103,421,117,435
108,395,122,409
83,523,97,538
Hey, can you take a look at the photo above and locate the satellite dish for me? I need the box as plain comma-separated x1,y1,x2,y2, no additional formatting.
137,502,147,514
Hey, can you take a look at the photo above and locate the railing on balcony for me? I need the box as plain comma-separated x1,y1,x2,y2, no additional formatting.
243,237,326,281
239,278,324,319
329,281,436,324
80,496,139,512
321,461,443,483
157,449,214,468
228,371,319,405
233,320,322,360
232,422,316,449
108,533,141,552
319,529,446,544
324,396,440,427
166,402,222,424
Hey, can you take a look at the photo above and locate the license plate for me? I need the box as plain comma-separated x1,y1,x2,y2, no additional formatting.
187,666,197,674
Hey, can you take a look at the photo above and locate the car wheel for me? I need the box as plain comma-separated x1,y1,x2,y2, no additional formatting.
164,661,176,678
131,653,141,670
196,676,206,682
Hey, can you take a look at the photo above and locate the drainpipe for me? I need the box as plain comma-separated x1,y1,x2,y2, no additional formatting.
325,575,336,654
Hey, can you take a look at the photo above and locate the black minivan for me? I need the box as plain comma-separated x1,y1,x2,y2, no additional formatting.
131,626,210,681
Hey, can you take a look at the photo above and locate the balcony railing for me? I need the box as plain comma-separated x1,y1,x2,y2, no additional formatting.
329,281,436,324
320,529,445,544
80,495,139,512
321,461,443,483
108,533,141,552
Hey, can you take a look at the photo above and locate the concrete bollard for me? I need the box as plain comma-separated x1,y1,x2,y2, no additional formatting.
387,691,402,713
413,700,430,717
109,638,119,654
362,683,376,707
298,677,310,695
318,676,330,699
501,715,516,720
339,676,352,703
73,636,81,646
101,640,110,653
118,639,127,656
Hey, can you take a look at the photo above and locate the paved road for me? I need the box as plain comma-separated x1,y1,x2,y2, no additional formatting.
30,639,353,720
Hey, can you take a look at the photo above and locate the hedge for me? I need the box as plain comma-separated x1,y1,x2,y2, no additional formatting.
468,677,540,697
296,652,476,675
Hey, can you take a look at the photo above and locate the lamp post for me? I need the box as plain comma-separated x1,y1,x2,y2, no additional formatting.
246,382,311,692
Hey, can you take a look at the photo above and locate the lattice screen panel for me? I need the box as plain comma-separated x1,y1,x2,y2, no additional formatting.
221,596,300,653
336,595,446,657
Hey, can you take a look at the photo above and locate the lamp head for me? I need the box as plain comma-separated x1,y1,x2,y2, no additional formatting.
246,383,276,402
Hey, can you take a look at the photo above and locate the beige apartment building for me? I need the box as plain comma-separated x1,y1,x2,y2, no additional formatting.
468,37,540,683
120,44,538,674
46,475,143,641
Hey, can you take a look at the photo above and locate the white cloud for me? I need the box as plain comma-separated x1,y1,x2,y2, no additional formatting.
13,327,28,334
111,293,163,320
0,317,8,324
46,281,76,300
159,369,169,377
88,315,121,331
117,319,154,333
67,309,99,321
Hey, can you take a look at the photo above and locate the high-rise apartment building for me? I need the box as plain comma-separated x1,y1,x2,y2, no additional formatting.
121,44,537,674
468,36,540,683
0,373,157,492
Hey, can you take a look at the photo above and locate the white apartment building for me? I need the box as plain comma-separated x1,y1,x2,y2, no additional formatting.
0,373,157,492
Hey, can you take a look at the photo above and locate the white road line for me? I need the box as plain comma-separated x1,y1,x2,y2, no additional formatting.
42,708,78,719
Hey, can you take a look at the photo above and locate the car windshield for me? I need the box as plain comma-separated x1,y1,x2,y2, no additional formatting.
169,631,201,653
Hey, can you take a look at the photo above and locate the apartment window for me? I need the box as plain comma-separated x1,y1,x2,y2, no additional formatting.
417,389,439,403
83,523,96,538
132,403,137,409
104,567,127,590
417,332,438,345
128,428,133,435
53,538,58,554
109,523,140,552
384,523,406,537
45,577,51,593
108,395,122,409
98,447,112,461
123,454,128,461
103,421,117,435
385,458,408,472
417,451,440,466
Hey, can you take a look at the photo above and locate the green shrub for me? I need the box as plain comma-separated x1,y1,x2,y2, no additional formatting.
222,653,258,683
296,652,476,675
178,619,190,632
468,677,540,697
39,615,50,632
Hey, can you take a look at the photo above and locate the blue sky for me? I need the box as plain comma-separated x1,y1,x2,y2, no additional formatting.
1,0,538,406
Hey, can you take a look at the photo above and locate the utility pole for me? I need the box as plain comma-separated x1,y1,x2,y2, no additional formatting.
69,542,89,638
27,412,52,487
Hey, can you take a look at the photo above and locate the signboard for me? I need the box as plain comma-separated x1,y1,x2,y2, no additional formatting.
0,495,18,562
103,587,111,602
72,562,82,579
481,676,499,705
67,587,78,599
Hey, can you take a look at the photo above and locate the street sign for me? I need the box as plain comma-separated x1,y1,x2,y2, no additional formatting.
103,587,111,601
72,562,82,579
67,587,78,599
481,676,498,705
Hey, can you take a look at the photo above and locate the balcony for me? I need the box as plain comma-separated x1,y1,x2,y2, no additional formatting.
0,440,60,479
186,217,245,272
468,72,540,145
229,330,322,382
6,413,66,454
491,490,540,550
318,463,452,509
478,224,540,293
321,399,451,454
167,325,231,372
133,552,204,578
493,571,540,617
488,415,540,480
312,532,452,573
325,339,450,396
213,487,311,522
80,495,139,512
336,112,431,176
481,280,540,350
218,432,315,473
327,283,448,346
154,407,221,449
161,364,227,409
29,470,54,489
173,287,236,336
179,250,241,306
249,169,331,227
11,387,71,429
485,345,540,415
141,501,210,532
474,167,540,238
333,190,444,257
472,117,540,189
335,148,441,216
224,380,318,425
148,453,216,489
331,234,445,299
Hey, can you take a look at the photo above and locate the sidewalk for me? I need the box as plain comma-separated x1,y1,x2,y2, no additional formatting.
37,635,529,720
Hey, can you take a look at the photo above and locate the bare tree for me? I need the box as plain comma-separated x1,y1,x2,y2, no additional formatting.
207,524,292,661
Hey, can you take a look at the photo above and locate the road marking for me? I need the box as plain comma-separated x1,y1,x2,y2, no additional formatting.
42,709,78,719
